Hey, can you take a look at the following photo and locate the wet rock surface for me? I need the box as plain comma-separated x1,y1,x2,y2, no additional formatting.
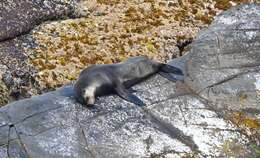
0,3,260,158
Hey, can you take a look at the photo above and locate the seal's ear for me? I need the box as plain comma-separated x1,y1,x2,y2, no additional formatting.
160,64,183,76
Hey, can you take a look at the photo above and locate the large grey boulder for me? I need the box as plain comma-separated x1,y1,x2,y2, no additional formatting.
0,3,259,158
185,4,260,112
0,76,254,158
0,0,87,42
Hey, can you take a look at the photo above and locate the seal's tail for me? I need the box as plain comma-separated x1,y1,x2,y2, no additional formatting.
158,64,184,82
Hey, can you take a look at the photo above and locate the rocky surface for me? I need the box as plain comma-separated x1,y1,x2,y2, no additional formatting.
1,0,259,106
185,4,260,142
0,36,39,105
0,0,88,105
27,0,258,92
0,3,259,158
0,76,255,158
0,0,88,42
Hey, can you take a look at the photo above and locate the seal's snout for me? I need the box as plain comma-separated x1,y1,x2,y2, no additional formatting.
74,90,95,106
83,87,96,106
86,96,95,105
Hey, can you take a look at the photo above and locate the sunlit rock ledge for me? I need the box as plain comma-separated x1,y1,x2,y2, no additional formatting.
0,3,259,158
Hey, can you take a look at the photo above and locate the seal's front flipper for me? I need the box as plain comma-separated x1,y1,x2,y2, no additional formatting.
160,64,183,76
115,84,145,106
158,71,184,82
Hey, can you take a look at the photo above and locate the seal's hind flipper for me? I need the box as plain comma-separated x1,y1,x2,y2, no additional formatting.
159,71,184,82
160,64,183,76
114,83,145,106
158,71,178,82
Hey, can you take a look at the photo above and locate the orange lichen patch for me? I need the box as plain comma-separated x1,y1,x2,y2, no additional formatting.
173,0,217,24
230,112,260,143
238,92,248,105
214,0,233,10
0,81,9,106
232,112,260,129
194,10,213,24
213,0,260,10
96,0,120,5
123,5,167,30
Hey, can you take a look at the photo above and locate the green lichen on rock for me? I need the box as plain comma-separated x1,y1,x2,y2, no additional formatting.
250,143,260,158
220,140,249,157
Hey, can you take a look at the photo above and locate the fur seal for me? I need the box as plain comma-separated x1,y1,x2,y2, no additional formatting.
74,56,183,106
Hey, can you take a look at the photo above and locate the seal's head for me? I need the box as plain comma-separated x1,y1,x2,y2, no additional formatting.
74,80,96,106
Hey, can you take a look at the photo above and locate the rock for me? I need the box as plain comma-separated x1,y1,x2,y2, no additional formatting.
0,0,89,105
0,80,9,106
0,36,40,105
0,0,253,106
185,4,260,112
184,3,260,144
0,0,88,42
0,75,254,158
0,3,260,158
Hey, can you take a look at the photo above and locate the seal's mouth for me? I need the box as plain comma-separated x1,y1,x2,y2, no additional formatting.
86,96,95,105
74,94,95,106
